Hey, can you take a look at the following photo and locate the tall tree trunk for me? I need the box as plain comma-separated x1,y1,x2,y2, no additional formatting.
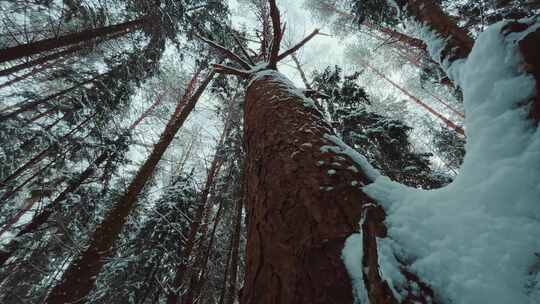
0,59,60,90
43,69,214,304
240,71,363,304
398,0,474,63
0,88,166,240
317,3,429,53
166,147,222,303
19,111,70,151
239,70,433,304
356,57,465,136
0,17,148,64
224,181,243,304
166,92,238,304
0,29,129,78
217,237,233,304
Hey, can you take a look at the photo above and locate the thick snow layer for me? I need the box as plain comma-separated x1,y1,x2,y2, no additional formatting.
362,20,540,303
342,233,369,304
321,134,381,181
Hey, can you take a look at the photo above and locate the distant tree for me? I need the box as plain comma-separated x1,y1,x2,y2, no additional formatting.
44,69,215,303
311,66,450,188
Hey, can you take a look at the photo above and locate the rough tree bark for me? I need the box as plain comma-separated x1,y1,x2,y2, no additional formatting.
196,1,398,302
43,69,214,304
239,71,369,303
396,0,474,63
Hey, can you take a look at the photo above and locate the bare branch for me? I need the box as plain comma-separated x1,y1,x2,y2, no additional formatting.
212,64,250,78
231,31,255,66
196,34,252,70
268,0,282,68
291,53,311,90
277,29,320,62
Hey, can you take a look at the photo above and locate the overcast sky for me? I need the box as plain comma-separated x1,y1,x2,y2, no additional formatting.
228,0,350,88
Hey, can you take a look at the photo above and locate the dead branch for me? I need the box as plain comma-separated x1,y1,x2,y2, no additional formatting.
196,34,251,70
268,0,282,68
231,31,255,66
277,29,320,61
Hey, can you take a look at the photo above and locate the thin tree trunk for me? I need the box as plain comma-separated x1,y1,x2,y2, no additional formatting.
166,151,222,304
0,17,148,64
399,0,474,63
0,59,60,90
224,181,243,304
0,131,89,205
356,57,465,136
318,3,429,53
183,97,242,303
0,73,105,121
167,92,238,304
291,54,312,90
0,113,94,189
18,112,69,150
43,69,214,304
182,194,227,304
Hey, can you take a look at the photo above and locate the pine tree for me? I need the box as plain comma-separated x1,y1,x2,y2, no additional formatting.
43,69,215,303
311,66,450,188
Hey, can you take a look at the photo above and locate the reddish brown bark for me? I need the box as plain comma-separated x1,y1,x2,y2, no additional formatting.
0,30,129,79
44,69,213,304
240,73,363,304
0,73,105,121
0,18,148,64
19,112,70,150
200,2,435,302
400,0,474,63
0,87,164,242
501,21,540,123
317,3,428,53
0,46,79,78
0,59,59,90
2,133,92,204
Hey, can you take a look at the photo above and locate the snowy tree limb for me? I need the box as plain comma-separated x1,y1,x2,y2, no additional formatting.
277,29,320,61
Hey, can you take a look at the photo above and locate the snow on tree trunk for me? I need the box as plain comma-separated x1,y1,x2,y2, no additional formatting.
399,0,474,65
361,16,540,303
240,70,390,304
